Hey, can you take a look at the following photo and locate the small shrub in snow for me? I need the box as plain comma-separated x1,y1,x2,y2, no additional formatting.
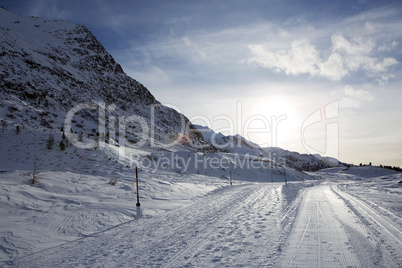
109,178,119,186
59,140,65,151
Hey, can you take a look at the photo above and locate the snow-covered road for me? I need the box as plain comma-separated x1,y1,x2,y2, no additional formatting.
279,183,361,267
10,181,402,267
12,183,288,267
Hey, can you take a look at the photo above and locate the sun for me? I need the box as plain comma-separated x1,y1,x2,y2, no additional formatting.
246,95,298,147
251,96,293,116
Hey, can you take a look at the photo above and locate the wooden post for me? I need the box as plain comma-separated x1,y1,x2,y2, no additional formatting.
271,165,273,183
283,166,287,185
32,157,37,184
136,167,140,207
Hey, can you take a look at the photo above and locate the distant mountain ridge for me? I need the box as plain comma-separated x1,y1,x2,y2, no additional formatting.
194,125,340,171
193,124,260,152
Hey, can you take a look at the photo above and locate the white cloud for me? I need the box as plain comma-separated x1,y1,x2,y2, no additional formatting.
248,33,398,81
124,66,171,91
331,33,398,75
319,53,348,81
27,0,70,20
343,85,374,101
375,73,395,85
248,39,321,77
378,41,398,52
181,35,207,61
331,33,375,56
332,85,374,108
278,28,292,38
364,22,376,33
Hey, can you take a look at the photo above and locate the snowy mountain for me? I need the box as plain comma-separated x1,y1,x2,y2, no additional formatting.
194,124,339,171
0,6,313,181
0,7,206,150
194,124,262,153
262,147,341,171
0,6,342,173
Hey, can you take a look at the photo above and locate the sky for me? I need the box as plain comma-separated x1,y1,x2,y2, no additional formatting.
2,0,402,166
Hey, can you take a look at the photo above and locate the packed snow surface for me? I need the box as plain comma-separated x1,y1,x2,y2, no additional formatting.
0,147,401,267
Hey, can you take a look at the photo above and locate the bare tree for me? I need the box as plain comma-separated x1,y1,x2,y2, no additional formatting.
1,120,6,132
46,134,54,150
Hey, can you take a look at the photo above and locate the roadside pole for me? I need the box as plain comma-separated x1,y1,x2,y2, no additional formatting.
136,167,140,207
230,170,232,186
271,165,273,183
283,166,287,185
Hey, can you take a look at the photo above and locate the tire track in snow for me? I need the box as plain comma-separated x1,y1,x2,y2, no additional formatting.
161,186,266,267
332,185,402,267
316,202,320,267
288,212,311,266
163,184,283,267
279,184,360,268
106,184,262,267
334,186,402,245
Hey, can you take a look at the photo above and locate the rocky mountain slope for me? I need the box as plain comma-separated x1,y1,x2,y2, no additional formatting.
0,7,205,149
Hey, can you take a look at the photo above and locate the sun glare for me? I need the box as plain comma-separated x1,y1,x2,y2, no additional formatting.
252,96,293,115
247,95,298,147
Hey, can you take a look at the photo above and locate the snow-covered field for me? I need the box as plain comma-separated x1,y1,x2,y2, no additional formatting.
0,132,401,267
